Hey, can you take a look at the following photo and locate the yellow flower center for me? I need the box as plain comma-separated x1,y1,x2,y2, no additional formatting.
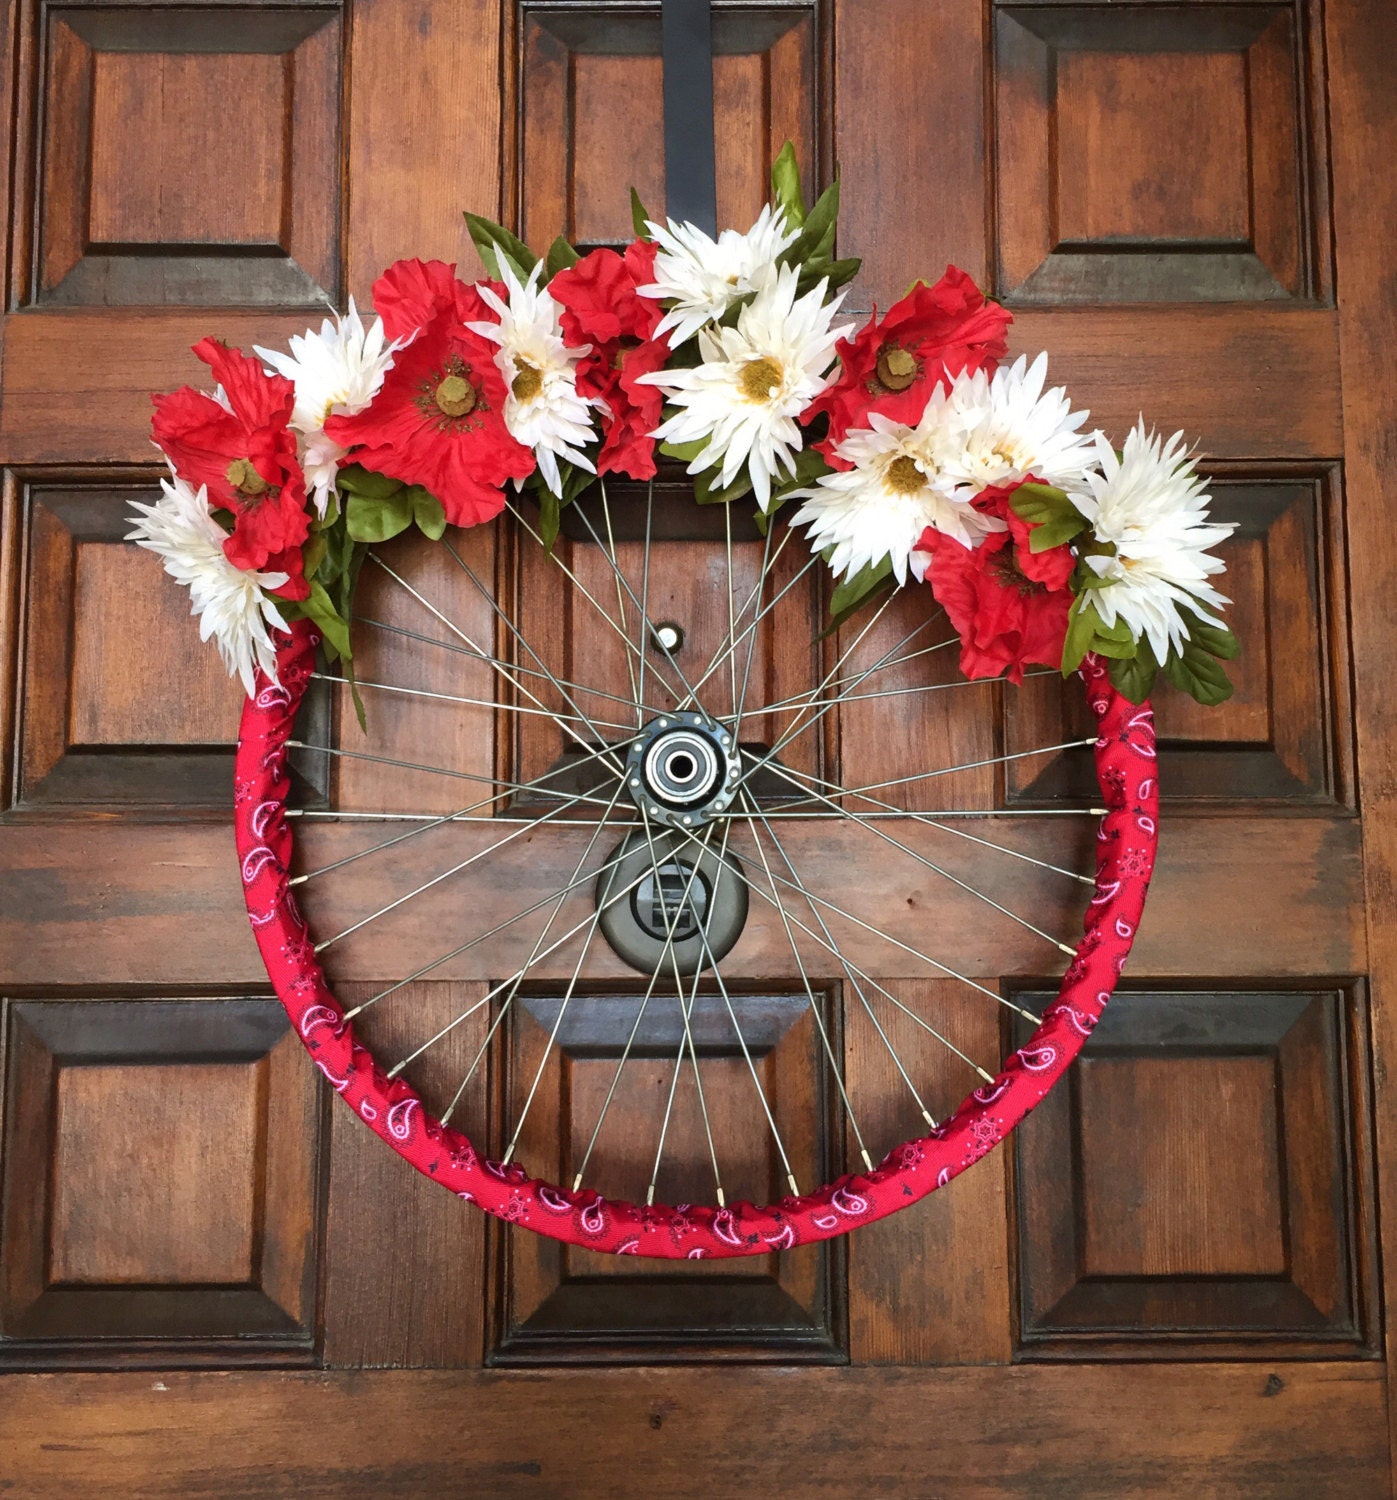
225,458,268,497
435,374,477,418
739,356,784,403
511,359,544,403
885,455,926,495
876,345,919,392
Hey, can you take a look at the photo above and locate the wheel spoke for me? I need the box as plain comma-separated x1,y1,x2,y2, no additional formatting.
562,498,713,711
310,672,639,733
739,626,954,717
371,551,629,778
390,777,630,1085
507,499,690,705
740,611,945,721
742,796,938,1129
738,789,874,1171
758,758,1096,886
745,754,1077,956
286,738,623,809
827,737,1100,801
599,478,643,723
314,788,617,954
571,817,726,1198
290,738,624,886
440,536,668,743
357,617,661,717
346,827,665,1020
663,818,1040,1031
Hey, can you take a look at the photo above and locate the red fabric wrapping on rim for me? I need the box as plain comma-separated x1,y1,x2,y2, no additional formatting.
236,618,1158,1259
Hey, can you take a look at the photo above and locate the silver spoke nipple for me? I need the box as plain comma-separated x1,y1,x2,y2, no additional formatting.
922,1111,938,1128
1021,1006,1044,1025
646,1184,656,1207
288,874,307,886
716,1187,726,1208
1075,873,1096,886
386,1060,406,1079
860,1149,874,1172
572,1173,584,1192
343,1003,365,1021
786,1174,800,1198
1057,941,1077,956
975,1065,995,1084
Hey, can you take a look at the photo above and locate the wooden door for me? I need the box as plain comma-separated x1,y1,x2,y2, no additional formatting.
1,0,1395,1493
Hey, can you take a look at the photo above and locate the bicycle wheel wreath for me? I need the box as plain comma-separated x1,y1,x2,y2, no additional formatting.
136,148,1236,1258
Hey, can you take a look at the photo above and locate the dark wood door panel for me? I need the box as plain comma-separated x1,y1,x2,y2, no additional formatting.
0,305,1345,466
0,998,320,1369
0,1364,1386,1498
0,815,1366,986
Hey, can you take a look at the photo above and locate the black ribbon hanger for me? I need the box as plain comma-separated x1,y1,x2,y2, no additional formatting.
660,0,718,235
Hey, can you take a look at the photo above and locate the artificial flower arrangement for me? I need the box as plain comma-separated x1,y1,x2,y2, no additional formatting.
132,146,1238,707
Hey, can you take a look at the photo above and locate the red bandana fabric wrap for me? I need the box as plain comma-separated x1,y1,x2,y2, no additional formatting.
236,621,1158,1259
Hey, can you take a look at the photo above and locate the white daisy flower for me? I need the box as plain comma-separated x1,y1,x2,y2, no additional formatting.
468,261,599,496
792,399,1005,586
937,353,1098,497
127,473,288,697
638,204,800,347
1069,423,1235,662
641,263,851,511
255,301,400,515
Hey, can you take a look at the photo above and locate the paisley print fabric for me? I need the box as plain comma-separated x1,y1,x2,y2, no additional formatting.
236,619,1158,1259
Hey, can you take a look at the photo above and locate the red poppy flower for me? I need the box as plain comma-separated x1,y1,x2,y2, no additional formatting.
151,337,310,597
970,480,1076,592
325,265,533,526
551,241,666,479
369,258,492,342
807,267,1012,458
918,525,1071,684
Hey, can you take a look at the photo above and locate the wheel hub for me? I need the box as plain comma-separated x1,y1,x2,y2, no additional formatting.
624,712,741,830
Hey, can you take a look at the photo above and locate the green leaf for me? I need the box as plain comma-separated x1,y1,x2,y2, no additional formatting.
337,464,405,500
302,531,328,583
801,178,840,259
545,234,580,280
408,486,447,541
1184,612,1240,661
820,256,862,291
463,211,538,281
784,177,841,272
1109,641,1159,703
822,553,895,638
1027,515,1088,552
1163,636,1235,706
1092,614,1136,644
1009,481,1077,526
770,141,806,226
658,436,708,465
631,188,652,240
694,465,754,506
538,488,561,551
345,490,413,544
1061,595,1101,675
339,655,368,733
300,579,353,661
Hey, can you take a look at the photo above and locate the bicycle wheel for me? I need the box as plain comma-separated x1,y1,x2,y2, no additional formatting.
235,490,1157,1259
